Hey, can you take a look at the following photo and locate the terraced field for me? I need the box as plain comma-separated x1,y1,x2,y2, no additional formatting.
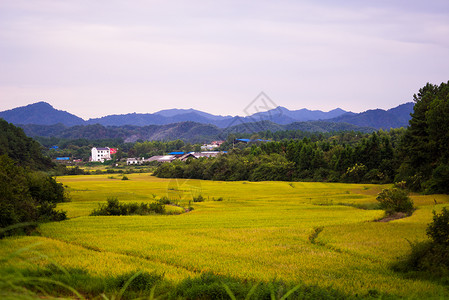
1,173,449,298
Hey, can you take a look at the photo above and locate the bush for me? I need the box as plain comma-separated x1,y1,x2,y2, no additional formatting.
0,155,67,235
376,187,414,215
392,207,449,281
193,194,205,202
426,207,449,246
158,196,172,205
90,197,166,216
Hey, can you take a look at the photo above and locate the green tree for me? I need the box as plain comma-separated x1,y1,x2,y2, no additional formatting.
397,81,449,192
376,186,414,215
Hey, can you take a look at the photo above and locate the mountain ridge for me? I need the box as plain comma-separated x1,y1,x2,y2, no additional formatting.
0,101,414,131
0,101,85,126
19,120,376,143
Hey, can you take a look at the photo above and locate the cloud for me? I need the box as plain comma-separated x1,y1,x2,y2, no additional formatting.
0,0,448,118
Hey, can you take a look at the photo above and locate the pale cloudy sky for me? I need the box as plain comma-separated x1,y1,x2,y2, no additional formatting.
1,0,448,119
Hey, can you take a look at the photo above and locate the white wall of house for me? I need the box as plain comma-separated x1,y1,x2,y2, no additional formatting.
91,147,111,162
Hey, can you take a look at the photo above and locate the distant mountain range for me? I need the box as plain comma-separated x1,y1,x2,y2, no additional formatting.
19,120,377,143
0,101,414,130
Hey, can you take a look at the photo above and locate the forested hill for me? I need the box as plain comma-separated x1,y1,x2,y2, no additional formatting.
0,118,53,170
329,102,414,129
0,101,84,126
17,120,375,143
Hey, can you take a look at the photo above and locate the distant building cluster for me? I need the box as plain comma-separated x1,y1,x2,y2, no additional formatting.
60,139,269,165
128,151,226,165
88,144,225,165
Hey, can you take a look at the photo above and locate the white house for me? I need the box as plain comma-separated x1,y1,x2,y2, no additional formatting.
127,157,145,165
91,147,112,162
201,140,225,150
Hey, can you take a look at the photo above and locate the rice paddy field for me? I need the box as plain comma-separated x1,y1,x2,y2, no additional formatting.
1,173,449,298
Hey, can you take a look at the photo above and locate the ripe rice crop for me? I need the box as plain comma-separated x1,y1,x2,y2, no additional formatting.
1,173,448,298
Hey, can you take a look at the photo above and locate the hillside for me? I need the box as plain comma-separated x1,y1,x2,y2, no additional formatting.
19,122,221,143
0,102,85,126
19,119,375,143
0,118,53,170
85,107,350,127
330,102,414,129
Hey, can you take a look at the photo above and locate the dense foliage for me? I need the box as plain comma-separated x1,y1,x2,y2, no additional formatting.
0,120,68,235
397,81,449,193
0,155,67,234
0,118,52,170
154,130,400,183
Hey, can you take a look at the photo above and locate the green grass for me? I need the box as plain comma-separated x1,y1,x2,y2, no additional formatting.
1,173,449,298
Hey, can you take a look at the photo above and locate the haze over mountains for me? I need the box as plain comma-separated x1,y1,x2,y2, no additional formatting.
0,101,414,142
0,101,414,129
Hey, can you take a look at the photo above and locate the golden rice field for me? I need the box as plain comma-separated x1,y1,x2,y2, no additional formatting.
1,173,449,298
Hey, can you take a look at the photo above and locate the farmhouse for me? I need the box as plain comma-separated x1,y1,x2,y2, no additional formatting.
179,153,197,161
90,147,118,162
127,157,145,165
201,140,225,150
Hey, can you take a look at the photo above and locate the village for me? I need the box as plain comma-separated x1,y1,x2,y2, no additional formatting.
90,140,228,165
50,139,273,165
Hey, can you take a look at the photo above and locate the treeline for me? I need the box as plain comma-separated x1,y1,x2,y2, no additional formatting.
154,81,449,194
0,119,68,235
32,125,377,162
154,130,400,183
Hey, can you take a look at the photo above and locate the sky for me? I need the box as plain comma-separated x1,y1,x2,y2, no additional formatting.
1,0,449,120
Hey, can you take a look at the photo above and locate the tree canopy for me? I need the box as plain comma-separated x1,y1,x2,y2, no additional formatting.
397,81,449,193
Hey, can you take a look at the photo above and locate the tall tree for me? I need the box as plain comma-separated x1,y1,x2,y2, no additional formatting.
398,81,449,192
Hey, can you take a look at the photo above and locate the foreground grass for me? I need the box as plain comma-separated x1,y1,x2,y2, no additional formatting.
1,173,449,298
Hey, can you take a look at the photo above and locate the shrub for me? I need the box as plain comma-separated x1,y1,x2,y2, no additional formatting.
426,207,449,246
193,194,205,202
90,197,166,216
392,207,449,281
376,187,414,215
121,175,129,180
158,196,172,205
